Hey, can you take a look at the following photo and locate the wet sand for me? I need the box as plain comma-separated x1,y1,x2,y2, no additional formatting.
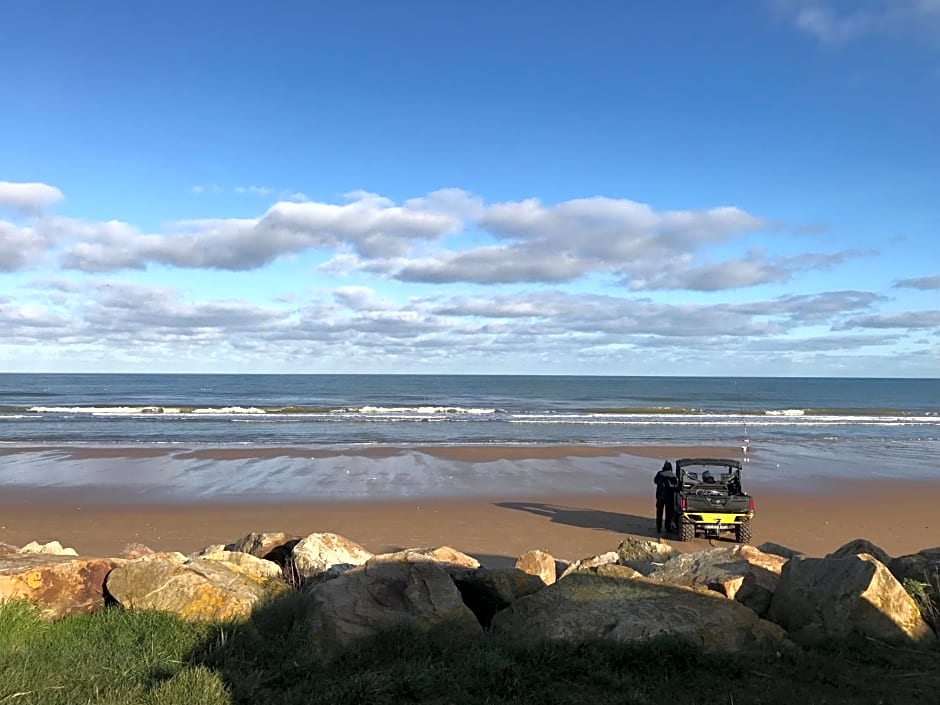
1,484,935,567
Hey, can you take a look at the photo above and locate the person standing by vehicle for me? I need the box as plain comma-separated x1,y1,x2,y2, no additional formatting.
654,460,679,534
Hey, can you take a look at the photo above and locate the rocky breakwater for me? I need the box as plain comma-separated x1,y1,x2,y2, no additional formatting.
1,533,937,655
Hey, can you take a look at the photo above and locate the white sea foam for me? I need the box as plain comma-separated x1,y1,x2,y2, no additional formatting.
355,406,497,415
765,409,806,416
190,406,267,415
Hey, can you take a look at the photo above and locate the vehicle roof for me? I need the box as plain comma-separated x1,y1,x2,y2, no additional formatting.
675,458,742,469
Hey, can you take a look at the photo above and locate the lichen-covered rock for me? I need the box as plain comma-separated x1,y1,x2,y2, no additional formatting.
291,532,373,580
615,538,680,577
305,554,482,658
757,542,804,560
490,571,788,652
516,549,557,586
0,554,117,618
651,545,786,616
826,539,892,566
453,567,546,628
768,554,936,646
194,550,284,582
559,551,620,580
105,556,268,621
617,538,679,566
226,532,300,563
19,540,78,556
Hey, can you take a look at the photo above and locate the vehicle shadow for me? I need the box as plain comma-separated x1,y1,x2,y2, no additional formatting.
494,500,662,540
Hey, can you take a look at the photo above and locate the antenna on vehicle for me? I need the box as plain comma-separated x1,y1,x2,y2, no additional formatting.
734,380,750,463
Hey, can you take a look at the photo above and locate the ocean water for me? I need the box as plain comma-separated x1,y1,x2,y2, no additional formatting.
1,374,938,499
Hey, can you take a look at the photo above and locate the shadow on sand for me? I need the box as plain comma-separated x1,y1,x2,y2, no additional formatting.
495,500,661,538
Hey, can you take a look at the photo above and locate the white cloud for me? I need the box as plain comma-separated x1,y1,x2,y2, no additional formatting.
774,0,940,43
0,181,63,213
0,221,50,271
894,274,940,289
235,185,274,196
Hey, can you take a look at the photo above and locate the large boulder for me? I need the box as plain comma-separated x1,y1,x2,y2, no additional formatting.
558,551,620,580
305,553,482,659
890,547,940,591
105,556,270,621
194,550,284,583
515,549,557,586
767,554,936,646
826,539,892,566
376,546,480,579
616,538,679,576
650,545,786,616
490,571,788,652
757,542,803,560
119,543,156,560
452,567,546,628
889,547,940,626
19,540,78,556
0,554,118,618
226,532,300,564
291,533,373,580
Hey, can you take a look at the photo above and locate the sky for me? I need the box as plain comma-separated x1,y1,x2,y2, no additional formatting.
1,1,938,376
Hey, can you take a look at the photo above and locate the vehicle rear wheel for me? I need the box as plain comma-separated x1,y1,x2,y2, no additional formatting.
679,517,695,542
735,520,752,544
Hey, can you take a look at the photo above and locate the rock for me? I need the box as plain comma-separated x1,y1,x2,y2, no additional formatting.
593,564,644,580
616,538,680,577
617,537,679,564
516,549,557,586
194,550,284,582
225,532,300,563
453,567,547,628
119,543,156,560
767,554,936,646
650,545,786,617
889,547,940,591
826,539,892,566
0,554,118,618
889,547,940,624
0,542,20,556
291,532,373,580
305,553,482,659
490,571,788,652
559,551,620,580
19,540,78,556
375,546,480,579
757,542,804,560
190,544,227,558
105,556,269,621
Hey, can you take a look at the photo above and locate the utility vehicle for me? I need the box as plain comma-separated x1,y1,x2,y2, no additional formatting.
674,458,754,543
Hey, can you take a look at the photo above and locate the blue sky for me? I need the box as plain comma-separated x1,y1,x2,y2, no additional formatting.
1,0,938,376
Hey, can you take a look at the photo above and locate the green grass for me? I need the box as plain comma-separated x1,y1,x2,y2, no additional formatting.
1,597,938,705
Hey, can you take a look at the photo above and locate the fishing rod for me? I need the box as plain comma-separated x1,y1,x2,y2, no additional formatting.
734,380,750,462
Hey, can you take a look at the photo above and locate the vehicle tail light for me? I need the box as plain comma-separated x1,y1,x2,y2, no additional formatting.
681,498,687,511
748,498,755,511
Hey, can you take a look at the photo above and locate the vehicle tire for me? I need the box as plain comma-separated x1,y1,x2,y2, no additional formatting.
736,520,752,544
679,518,695,542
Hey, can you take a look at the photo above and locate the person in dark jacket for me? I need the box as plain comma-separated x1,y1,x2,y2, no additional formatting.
654,460,679,533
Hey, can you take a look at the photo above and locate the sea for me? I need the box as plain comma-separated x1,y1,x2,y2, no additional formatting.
1,374,939,500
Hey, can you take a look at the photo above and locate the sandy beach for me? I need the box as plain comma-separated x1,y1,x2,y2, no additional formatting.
1,453,936,565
